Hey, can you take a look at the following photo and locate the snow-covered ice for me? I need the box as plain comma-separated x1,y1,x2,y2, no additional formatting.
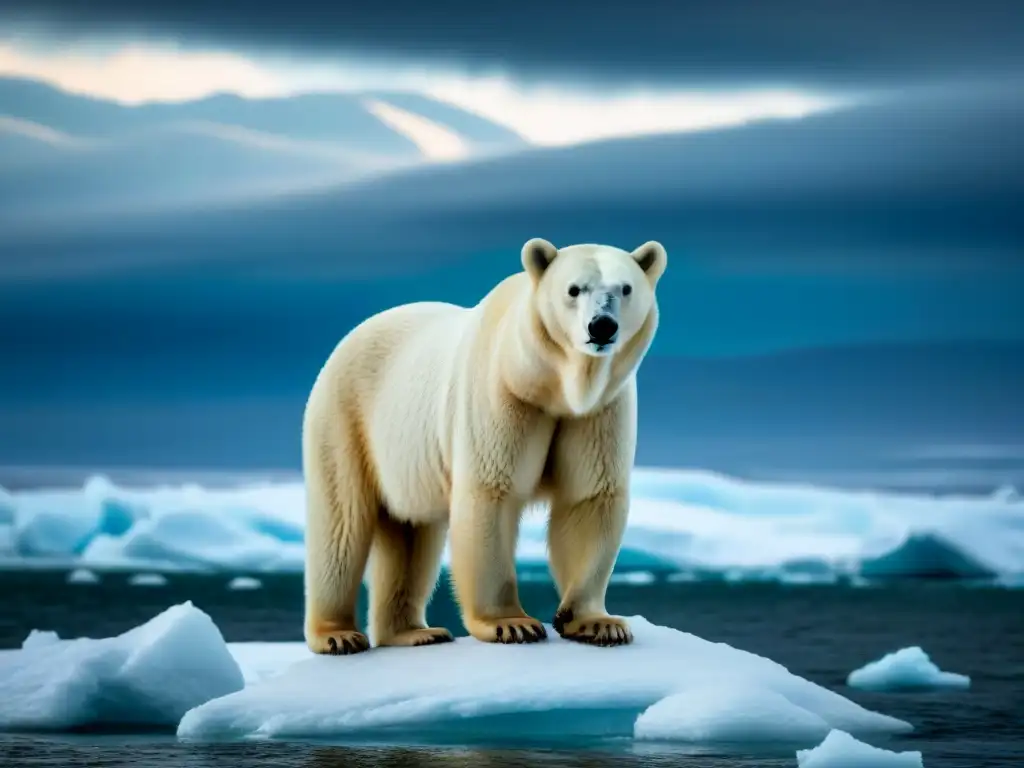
178,615,910,743
226,642,313,685
633,687,831,743
0,602,912,745
797,729,924,768
0,467,1020,582
847,647,971,692
0,602,243,731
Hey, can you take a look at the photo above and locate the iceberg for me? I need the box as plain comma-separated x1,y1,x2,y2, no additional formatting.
178,615,910,744
797,729,924,767
859,533,997,580
0,467,1020,582
847,647,971,692
0,602,243,731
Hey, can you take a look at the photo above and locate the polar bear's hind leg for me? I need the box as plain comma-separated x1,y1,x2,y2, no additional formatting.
368,511,454,647
302,422,376,656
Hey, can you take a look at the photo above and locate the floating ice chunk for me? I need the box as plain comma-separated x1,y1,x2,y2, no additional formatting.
634,686,830,744
178,616,909,743
14,505,99,557
797,729,923,768
227,576,262,591
128,573,168,587
82,475,151,537
0,602,244,731
230,508,304,543
847,647,970,692
66,568,100,585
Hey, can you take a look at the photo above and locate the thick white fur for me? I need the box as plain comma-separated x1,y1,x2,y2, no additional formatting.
302,239,667,653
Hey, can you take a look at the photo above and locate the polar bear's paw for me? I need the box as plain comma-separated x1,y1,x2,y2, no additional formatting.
307,628,372,656
467,616,548,644
553,609,633,647
379,627,455,648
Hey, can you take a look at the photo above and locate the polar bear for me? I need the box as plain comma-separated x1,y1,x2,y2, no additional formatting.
302,237,667,654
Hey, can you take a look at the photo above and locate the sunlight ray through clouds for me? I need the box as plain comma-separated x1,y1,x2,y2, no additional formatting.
0,39,846,148
423,79,841,146
362,98,470,161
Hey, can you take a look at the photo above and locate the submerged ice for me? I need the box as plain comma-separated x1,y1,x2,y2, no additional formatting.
0,468,1021,582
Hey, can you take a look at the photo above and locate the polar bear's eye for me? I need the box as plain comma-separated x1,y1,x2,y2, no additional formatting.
622,284,633,297
567,284,581,298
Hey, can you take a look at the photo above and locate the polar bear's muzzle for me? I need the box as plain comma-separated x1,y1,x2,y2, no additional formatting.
586,314,619,349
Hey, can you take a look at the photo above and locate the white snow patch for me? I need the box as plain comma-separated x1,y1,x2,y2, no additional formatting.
633,686,830,743
178,616,910,743
0,602,243,731
847,647,971,692
797,729,924,768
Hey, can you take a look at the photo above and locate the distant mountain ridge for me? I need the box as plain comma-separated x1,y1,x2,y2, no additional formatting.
0,76,527,216
0,76,525,146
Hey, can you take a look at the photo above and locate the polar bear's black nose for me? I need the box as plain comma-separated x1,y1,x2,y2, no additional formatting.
588,315,619,345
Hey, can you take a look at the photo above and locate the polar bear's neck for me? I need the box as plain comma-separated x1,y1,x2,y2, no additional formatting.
558,354,617,416
499,290,654,419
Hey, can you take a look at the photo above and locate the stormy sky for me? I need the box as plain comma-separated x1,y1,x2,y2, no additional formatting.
1,0,1022,472
3,0,1024,88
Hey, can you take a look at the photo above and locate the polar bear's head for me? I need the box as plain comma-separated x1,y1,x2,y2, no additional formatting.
521,238,667,358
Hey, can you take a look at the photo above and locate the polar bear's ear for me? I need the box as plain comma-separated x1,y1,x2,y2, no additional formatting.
521,238,559,282
631,241,668,284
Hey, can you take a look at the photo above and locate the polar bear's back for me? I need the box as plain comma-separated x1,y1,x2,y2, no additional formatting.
305,299,474,519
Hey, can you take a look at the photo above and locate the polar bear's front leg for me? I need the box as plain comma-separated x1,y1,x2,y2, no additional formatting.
547,490,633,646
448,486,547,644
545,389,637,647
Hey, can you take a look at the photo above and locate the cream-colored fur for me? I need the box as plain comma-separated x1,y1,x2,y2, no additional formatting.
302,238,667,654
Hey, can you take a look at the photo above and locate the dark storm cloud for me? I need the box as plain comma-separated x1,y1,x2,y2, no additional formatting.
3,0,1024,87
3,84,1021,281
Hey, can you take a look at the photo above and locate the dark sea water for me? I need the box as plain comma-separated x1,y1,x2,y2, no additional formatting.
0,572,1021,768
